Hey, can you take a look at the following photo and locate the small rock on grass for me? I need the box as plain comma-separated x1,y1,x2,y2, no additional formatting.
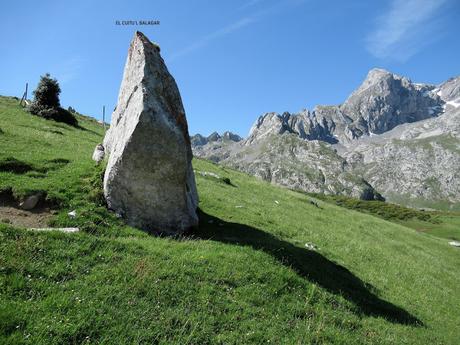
29,227,79,233
309,199,320,208
305,243,318,250
19,194,41,210
92,144,105,164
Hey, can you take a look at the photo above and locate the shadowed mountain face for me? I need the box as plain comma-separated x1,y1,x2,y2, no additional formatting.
192,69,460,209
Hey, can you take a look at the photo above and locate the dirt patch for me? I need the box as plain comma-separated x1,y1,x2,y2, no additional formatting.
0,190,56,228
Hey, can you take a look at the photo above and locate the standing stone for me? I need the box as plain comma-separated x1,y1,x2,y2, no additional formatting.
103,31,198,234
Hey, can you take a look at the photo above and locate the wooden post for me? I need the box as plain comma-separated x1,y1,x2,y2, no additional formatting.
102,106,106,131
20,82,28,106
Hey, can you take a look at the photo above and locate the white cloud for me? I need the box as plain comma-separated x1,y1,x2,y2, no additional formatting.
366,0,449,61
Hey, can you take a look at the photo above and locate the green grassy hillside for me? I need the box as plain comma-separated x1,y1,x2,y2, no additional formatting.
1,95,459,344
311,194,460,241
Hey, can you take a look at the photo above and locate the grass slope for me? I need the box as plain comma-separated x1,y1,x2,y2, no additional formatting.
0,97,103,203
312,194,460,241
1,96,459,344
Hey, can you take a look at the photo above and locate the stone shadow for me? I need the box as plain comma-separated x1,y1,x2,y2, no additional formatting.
192,209,422,326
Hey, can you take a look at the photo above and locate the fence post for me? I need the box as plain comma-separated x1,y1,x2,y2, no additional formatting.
20,82,28,106
103,105,106,131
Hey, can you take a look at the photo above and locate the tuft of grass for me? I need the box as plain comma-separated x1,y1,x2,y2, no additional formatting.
1,95,460,344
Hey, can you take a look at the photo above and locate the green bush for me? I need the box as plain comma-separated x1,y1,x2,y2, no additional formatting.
222,177,232,185
29,103,78,126
28,74,77,126
32,73,61,108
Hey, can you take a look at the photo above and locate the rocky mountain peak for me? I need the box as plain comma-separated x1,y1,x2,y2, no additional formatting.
193,68,460,208
348,68,409,97
243,68,448,146
191,131,242,147
437,75,460,104
190,134,208,147
339,68,442,135
366,67,394,80
222,131,243,142
246,112,294,144
207,132,221,142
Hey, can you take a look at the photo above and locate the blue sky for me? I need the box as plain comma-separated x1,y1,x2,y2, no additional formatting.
1,0,459,137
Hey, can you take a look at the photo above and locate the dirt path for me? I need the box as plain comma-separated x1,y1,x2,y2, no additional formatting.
0,193,55,228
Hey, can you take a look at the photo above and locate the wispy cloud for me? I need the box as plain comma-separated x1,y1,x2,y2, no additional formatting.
238,0,266,10
169,17,255,61
53,57,84,85
169,0,305,61
366,0,449,61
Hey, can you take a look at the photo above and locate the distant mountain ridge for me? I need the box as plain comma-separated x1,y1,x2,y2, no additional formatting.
192,69,460,210
244,68,448,145
191,131,242,147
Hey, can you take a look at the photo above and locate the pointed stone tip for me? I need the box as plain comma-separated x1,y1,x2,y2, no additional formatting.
134,30,145,38
133,31,161,52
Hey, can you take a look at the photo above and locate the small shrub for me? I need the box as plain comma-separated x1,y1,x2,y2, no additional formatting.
222,177,232,185
32,73,60,108
29,102,78,126
28,74,78,126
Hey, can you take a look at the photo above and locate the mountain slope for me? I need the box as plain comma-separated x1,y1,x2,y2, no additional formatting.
340,107,460,210
193,69,460,210
1,95,460,344
209,133,383,200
